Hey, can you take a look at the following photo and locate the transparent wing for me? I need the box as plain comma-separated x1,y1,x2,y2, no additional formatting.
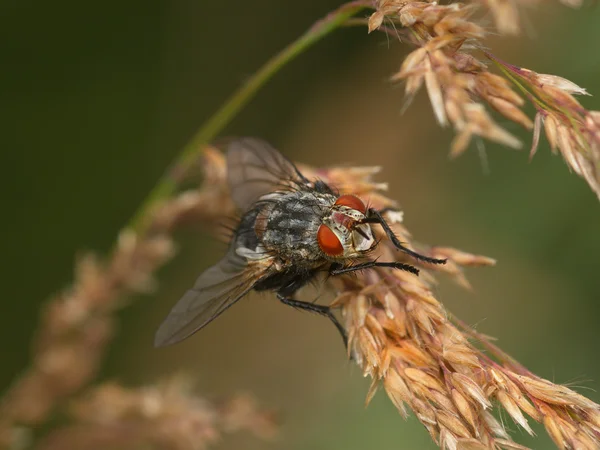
154,249,270,347
227,137,309,212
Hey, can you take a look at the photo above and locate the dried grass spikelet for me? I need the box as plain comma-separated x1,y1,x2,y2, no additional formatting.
372,1,530,156
487,55,600,200
370,0,582,35
368,0,600,199
288,152,600,448
309,166,600,449
0,148,234,448
37,377,277,450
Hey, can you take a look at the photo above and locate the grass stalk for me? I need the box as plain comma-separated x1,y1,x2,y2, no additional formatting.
129,2,368,234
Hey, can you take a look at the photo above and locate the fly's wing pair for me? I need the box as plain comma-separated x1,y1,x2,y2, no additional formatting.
154,138,307,347
153,249,264,347
226,137,310,211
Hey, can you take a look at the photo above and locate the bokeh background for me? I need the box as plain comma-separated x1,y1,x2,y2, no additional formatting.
2,1,600,449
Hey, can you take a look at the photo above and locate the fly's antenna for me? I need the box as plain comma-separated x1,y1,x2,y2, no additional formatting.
360,209,447,265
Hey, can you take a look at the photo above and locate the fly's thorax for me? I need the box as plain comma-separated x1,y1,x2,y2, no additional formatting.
257,189,337,264
321,205,375,258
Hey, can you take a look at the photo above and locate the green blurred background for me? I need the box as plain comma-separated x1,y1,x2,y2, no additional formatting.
2,1,600,449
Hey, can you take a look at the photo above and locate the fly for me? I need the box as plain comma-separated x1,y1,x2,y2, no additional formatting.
154,138,446,348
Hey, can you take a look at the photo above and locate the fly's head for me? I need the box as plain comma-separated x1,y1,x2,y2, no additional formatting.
317,195,375,259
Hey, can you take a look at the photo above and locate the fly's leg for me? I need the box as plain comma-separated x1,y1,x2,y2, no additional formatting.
361,208,447,265
276,292,348,348
329,260,419,276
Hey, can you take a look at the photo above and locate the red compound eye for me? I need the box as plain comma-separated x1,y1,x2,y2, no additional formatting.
317,224,343,257
334,194,366,214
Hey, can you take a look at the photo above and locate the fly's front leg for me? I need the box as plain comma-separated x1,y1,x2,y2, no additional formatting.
329,260,419,276
277,291,348,349
361,208,447,265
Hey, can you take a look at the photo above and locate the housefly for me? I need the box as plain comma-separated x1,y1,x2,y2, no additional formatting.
154,138,446,348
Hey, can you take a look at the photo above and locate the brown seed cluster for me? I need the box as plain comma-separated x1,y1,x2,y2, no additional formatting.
368,0,600,199
311,166,600,449
0,148,234,448
38,378,276,450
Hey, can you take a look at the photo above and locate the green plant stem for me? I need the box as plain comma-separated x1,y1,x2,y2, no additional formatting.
129,1,369,234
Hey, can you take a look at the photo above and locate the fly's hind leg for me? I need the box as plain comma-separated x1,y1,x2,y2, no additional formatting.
276,292,348,349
